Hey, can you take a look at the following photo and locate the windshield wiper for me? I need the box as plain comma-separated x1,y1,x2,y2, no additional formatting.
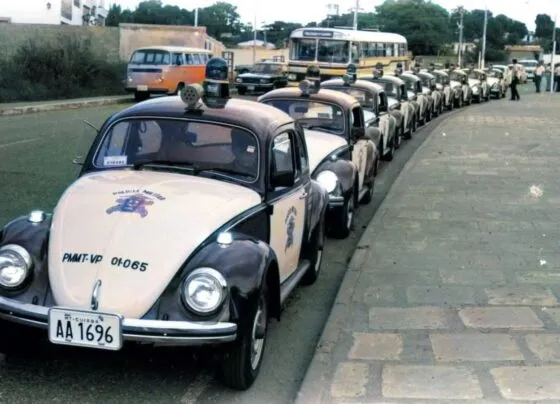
304,124,339,134
194,167,254,178
132,160,198,171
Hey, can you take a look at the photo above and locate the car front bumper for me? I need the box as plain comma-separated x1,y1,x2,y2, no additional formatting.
0,296,237,346
235,83,274,92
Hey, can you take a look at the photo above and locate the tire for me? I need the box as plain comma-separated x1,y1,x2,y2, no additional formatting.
237,87,247,96
383,136,395,161
220,284,269,390
394,126,403,149
361,175,375,205
301,218,325,285
330,189,355,239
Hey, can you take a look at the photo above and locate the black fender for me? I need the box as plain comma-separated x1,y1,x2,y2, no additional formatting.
156,234,282,323
365,126,382,148
0,214,52,303
389,110,404,129
301,181,329,257
313,157,357,197
361,134,377,184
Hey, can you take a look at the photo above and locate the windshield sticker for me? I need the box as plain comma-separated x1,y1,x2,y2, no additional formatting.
104,155,128,167
285,206,297,251
62,253,103,263
247,145,255,153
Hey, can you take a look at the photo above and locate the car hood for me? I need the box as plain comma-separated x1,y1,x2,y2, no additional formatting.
449,79,461,88
388,97,399,108
468,78,481,87
303,129,347,173
48,170,261,318
363,109,377,122
239,72,272,79
421,87,431,95
487,77,499,85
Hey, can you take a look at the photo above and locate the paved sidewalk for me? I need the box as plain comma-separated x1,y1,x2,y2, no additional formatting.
0,95,133,116
296,93,560,403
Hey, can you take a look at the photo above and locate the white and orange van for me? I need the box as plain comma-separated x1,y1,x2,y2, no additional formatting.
125,46,213,101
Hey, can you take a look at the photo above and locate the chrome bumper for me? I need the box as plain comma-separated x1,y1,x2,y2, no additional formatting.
327,195,345,207
0,296,237,345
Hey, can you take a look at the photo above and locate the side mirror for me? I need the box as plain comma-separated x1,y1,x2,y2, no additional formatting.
351,127,365,141
271,170,294,188
378,103,388,113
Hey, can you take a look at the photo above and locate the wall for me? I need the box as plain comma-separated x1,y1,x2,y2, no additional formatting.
226,47,290,67
119,23,225,62
0,23,120,61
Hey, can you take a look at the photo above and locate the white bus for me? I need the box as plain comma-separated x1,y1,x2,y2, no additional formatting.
287,27,410,84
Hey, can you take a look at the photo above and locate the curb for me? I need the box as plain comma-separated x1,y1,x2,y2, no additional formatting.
0,96,133,117
294,109,464,404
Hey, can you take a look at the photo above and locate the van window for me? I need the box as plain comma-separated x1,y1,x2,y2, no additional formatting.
130,49,171,65
172,53,183,65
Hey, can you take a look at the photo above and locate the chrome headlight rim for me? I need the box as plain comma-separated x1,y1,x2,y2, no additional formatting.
316,170,339,194
182,267,227,315
0,244,33,290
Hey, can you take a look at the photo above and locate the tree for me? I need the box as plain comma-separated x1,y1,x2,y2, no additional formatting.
262,21,303,47
375,0,452,55
535,13,554,39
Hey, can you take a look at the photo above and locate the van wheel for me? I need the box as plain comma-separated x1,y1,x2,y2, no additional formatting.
220,285,268,390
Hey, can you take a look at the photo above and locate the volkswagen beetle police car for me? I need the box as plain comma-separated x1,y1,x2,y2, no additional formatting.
362,64,417,136
429,68,458,111
0,57,329,391
258,66,379,238
467,69,491,102
449,68,473,106
321,66,401,160
393,66,430,126
413,70,444,117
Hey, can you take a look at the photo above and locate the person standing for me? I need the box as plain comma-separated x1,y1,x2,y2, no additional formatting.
534,62,545,92
555,64,560,92
545,63,552,91
509,60,520,100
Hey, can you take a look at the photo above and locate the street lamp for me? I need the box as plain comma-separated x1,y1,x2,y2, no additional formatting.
481,6,488,69
551,14,557,92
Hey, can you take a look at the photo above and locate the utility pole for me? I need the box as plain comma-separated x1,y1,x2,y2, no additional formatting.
353,0,359,30
194,8,198,26
253,11,257,64
551,14,557,92
481,7,488,69
457,7,465,67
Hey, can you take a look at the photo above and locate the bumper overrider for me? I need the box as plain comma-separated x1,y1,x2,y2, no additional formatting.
0,296,237,345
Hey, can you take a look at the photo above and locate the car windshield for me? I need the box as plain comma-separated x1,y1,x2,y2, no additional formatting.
129,49,171,65
449,71,463,82
419,76,432,87
468,71,483,80
329,87,374,108
94,119,259,182
291,38,317,61
488,70,501,78
317,40,349,63
263,99,345,135
519,60,537,68
402,77,416,92
375,81,399,98
434,74,448,84
251,63,283,74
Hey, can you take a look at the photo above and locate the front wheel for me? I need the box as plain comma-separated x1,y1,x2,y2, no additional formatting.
220,286,269,390
330,190,355,239
394,127,403,149
301,218,325,285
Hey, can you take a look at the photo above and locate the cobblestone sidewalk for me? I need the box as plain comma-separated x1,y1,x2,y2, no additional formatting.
296,93,560,403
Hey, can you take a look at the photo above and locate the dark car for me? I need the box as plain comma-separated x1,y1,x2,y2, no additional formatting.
0,58,329,391
235,61,288,95
258,69,379,238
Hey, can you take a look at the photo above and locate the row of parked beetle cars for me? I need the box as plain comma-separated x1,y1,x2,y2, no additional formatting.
0,57,508,392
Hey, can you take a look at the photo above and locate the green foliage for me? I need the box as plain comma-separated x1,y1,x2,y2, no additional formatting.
0,35,126,103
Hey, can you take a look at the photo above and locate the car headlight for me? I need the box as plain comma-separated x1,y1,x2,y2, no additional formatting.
235,78,242,83
260,79,268,84
0,244,32,289
316,170,338,193
182,267,226,314
288,74,297,80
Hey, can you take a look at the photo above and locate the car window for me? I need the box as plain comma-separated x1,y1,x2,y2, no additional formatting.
272,132,295,175
351,106,363,128
94,119,259,182
263,99,345,135
330,87,374,109
295,128,309,174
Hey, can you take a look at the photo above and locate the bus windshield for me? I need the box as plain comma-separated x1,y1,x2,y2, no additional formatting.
291,38,317,61
317,40,349,63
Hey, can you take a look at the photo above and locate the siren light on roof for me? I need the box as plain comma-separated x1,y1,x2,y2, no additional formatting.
180,84,204,110
201,57,231,108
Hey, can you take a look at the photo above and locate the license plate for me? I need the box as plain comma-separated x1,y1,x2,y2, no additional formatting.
136,85,148,91
247,85,255,91
48,307,123,351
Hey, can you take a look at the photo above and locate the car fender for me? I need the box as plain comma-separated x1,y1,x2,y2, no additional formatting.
0,214,52,304
313,157,357,196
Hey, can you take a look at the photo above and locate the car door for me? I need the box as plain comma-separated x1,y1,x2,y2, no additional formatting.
268,130,307,282
350,106,368,194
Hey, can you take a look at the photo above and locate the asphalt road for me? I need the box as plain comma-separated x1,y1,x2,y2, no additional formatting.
0,92,487,403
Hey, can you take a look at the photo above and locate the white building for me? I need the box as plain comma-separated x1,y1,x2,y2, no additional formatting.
0,0,108,26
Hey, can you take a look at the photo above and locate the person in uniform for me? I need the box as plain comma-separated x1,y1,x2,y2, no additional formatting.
509,59,521,101
545,63,552,91
534,61,545,93
555,64,560,92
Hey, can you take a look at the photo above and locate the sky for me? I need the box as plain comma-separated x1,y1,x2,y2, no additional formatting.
109,0,559,31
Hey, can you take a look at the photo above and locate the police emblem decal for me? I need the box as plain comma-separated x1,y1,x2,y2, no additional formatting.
106,194,155,218
285,206,297,251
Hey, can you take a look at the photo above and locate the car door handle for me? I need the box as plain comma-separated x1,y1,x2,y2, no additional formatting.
299,192,308,200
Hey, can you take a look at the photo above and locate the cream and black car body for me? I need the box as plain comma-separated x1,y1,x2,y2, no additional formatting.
430,69,457,111
466,69,490,102
258,74,379,239
414,70,444,117
449,69,472,106
234,61,288,95
487,68,507,98
399,72,431,124
320,74,402,161
362,69,417,138
0,58,330,391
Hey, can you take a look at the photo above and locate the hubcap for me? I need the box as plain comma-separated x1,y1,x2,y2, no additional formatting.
250,303,266,370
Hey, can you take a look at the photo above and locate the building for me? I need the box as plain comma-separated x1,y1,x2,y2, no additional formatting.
505,45,542,61
0,0,108,26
